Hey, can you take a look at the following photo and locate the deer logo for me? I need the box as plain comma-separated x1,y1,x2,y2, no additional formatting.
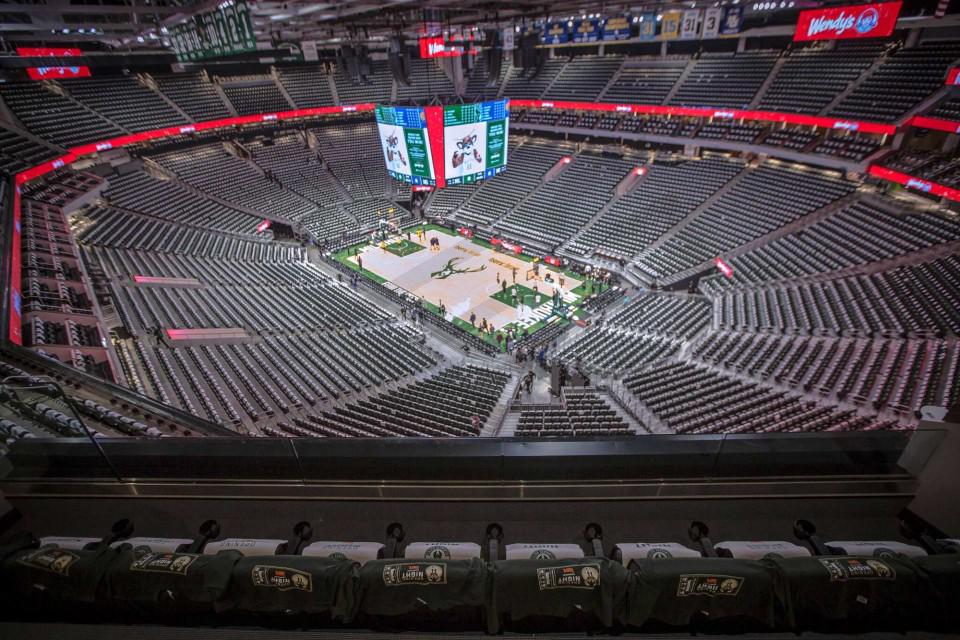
430,257,486,280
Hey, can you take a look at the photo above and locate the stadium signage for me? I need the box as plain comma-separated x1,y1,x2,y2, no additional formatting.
510,99,897,135
257,220,271,232
793,2,901,42
947,67,960,85
490,238,523,254
715,257,734,279
16,46,91,80
418,36,464,59
906,115,960,134
905,178,933,192
179,126,197,134
602,16,632,41
544,256,562,267
868,165,960,202
542,22,570,45
572,19,601,43
832,121,860,131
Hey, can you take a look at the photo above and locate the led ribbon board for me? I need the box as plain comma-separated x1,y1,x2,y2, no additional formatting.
16,47,91,80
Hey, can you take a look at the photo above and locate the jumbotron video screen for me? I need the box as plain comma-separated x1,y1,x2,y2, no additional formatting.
375,104,436,186
443,99,509,185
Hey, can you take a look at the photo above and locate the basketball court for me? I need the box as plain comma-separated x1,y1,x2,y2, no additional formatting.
334,227,589,339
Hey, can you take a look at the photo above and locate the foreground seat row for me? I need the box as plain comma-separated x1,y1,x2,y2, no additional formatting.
2,520,958,634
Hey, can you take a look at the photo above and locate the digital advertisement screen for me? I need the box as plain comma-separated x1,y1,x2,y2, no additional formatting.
375,105,435,186
16,47,91,80
793,1,901,42
442,99,509,185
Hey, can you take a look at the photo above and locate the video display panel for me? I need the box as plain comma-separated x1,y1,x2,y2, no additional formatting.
442,99,509,186
374,105,435,186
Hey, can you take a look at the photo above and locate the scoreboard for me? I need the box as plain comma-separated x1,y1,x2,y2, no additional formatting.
442,99,509,185
375,105,436,186
375,99,509,189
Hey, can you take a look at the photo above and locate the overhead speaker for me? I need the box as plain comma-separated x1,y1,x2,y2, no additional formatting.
388,34,410,86
484,29,502,86
520,32,539,75
526,49,546,81
339,45,360,82
357,44,372,79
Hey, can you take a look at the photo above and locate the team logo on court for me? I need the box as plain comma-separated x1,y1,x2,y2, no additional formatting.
17,548,80,576
676,574,744,597
646,548,674,559
424,545,451,560
536,563,602,590
129,552,198,575
871,547,897,559
327,552,348,562
531,550,556,560
251,565,313,592
819,558,896,582
382,562,447,586
430,257,486,280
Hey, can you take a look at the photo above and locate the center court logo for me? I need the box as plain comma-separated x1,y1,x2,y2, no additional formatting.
430,257,486,280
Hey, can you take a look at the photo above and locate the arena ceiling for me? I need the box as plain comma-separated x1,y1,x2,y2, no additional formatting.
0,0,746,50
0,0,942,52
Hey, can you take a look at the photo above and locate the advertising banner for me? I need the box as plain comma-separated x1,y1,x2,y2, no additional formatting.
794,1,902,41
16,47,91,80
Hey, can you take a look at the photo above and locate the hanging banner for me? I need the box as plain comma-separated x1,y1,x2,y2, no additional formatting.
602,16,632,41
720,6,745,35
572,18,601,43
702,7,723,38
302,41,319,62
542,21,570,44
638,14,658,40
502,28,515,51
681,9,701,39
793,1,902,42
661,12,682,39
170,0,257,61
